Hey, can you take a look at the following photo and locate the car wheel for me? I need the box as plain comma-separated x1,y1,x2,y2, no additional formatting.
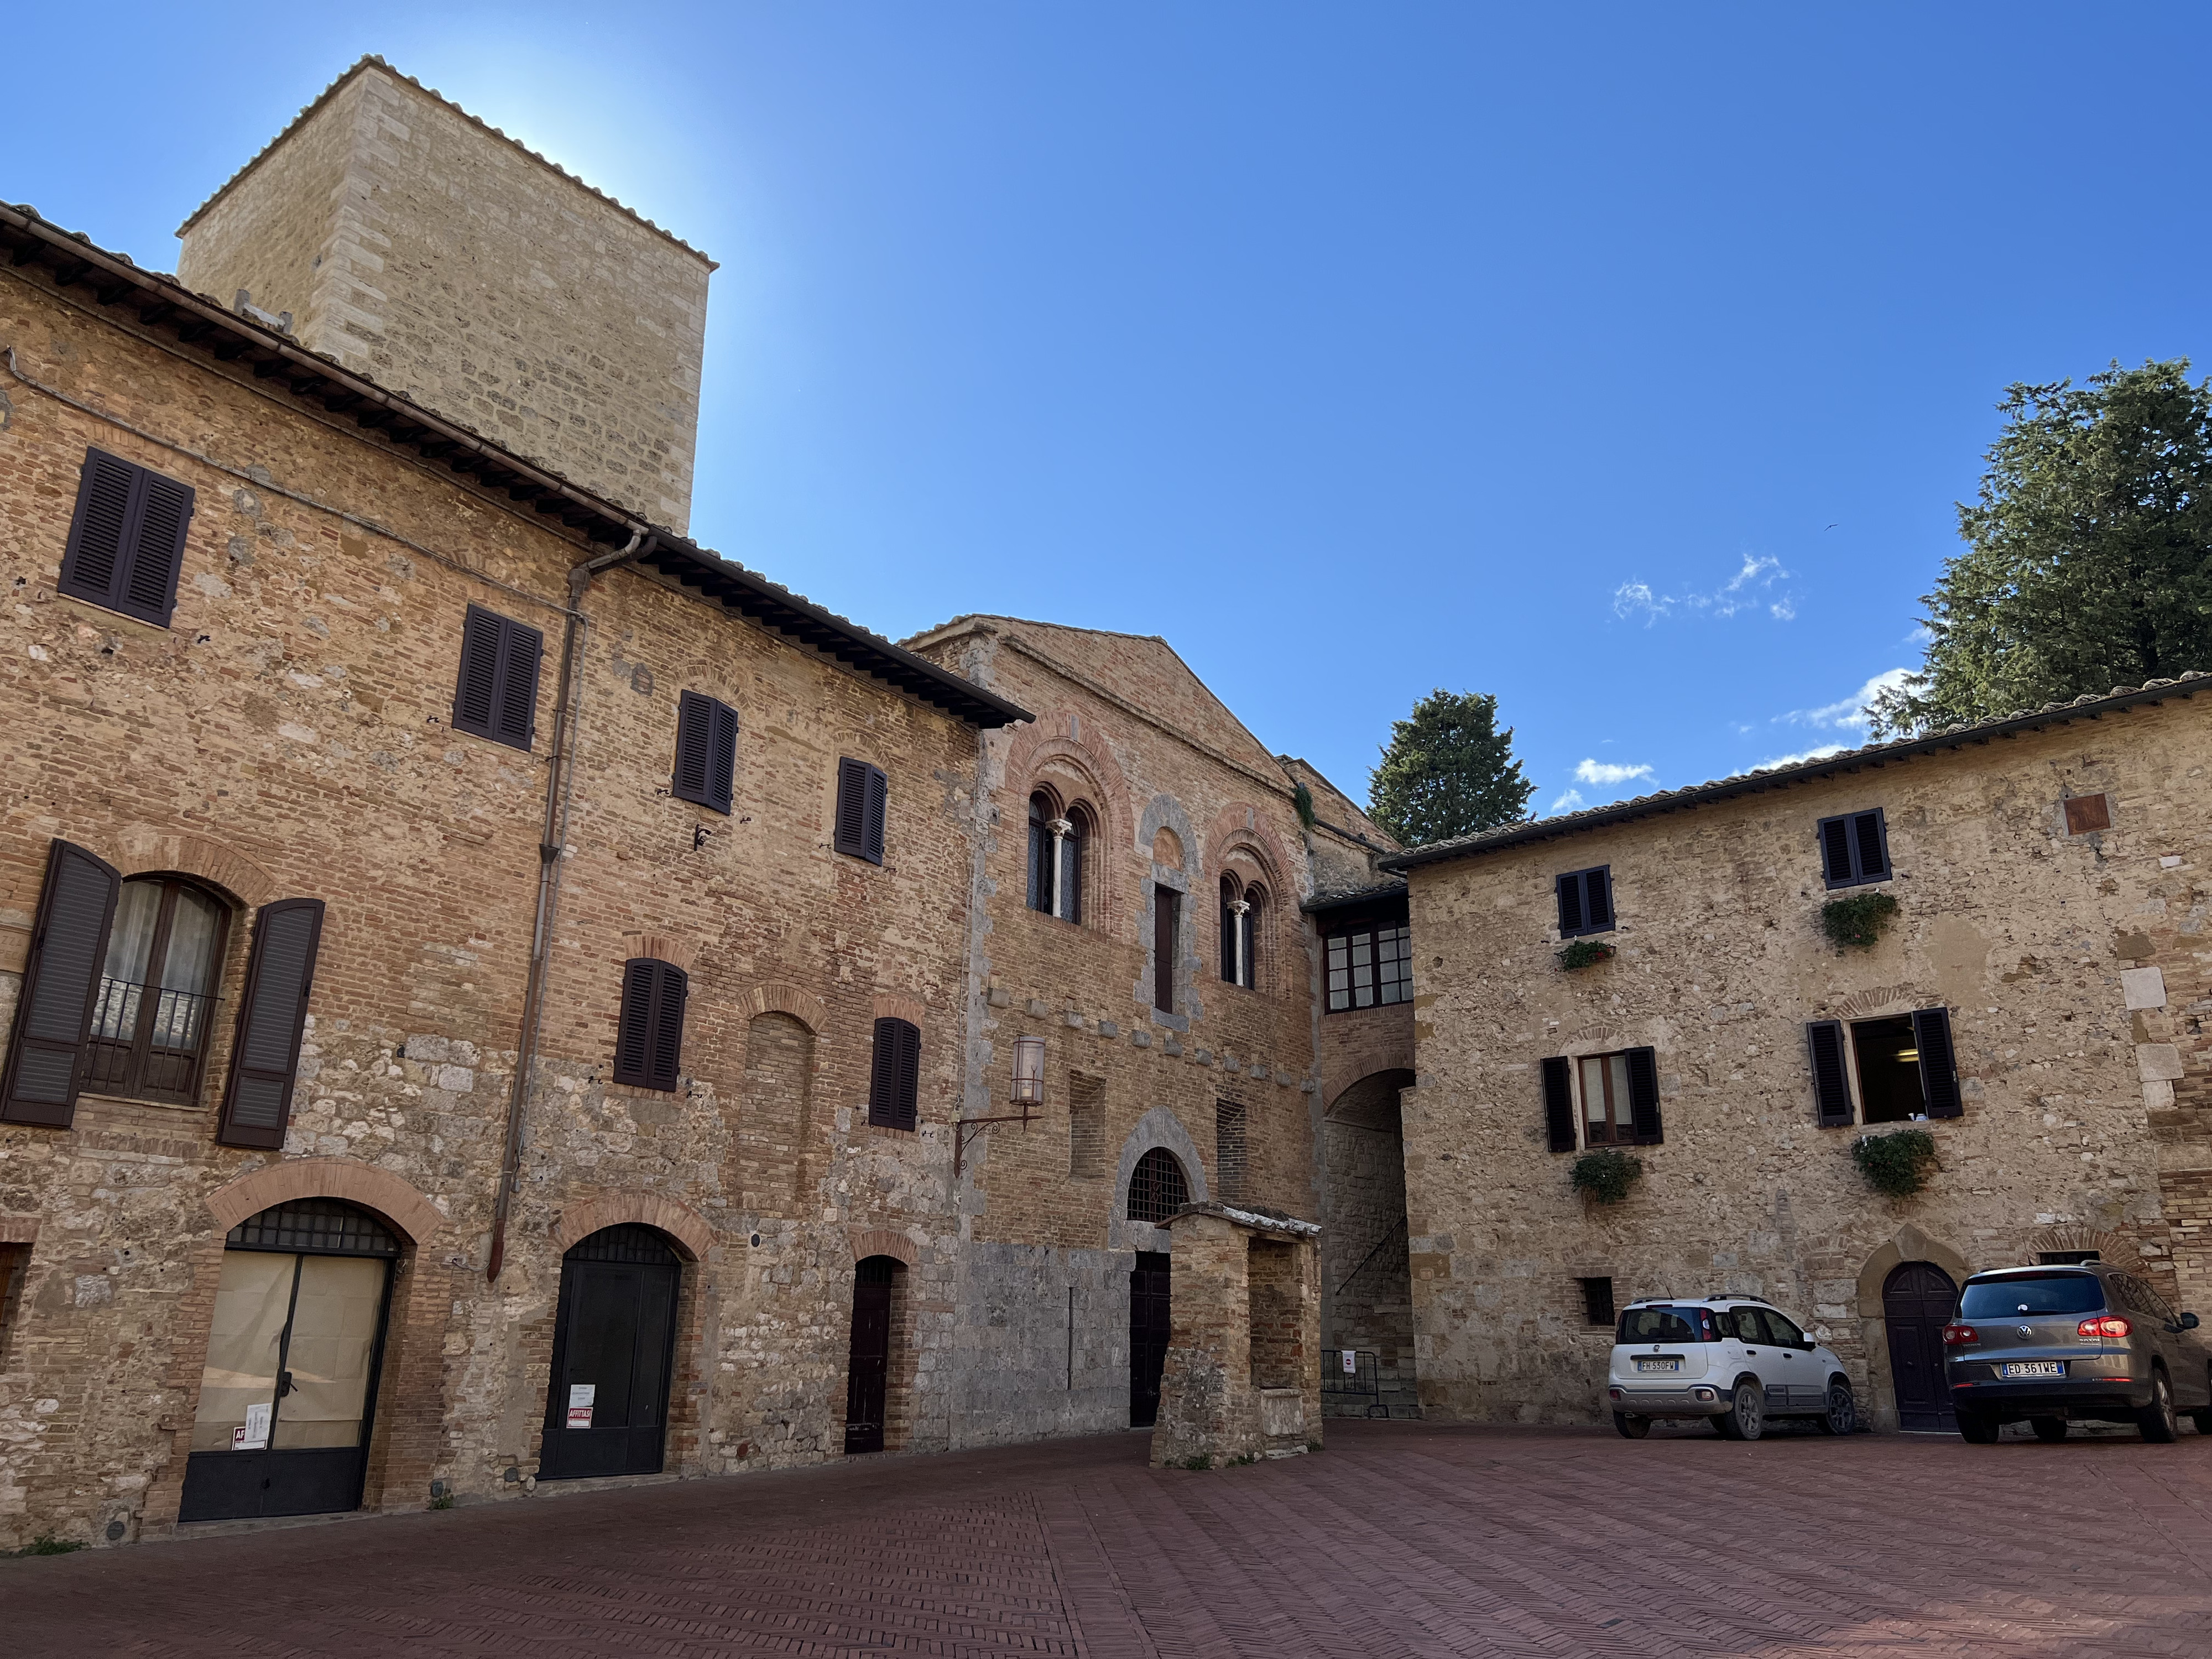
2030,1416,2068,1443
2137,1370,2180,1443
1955,1408,2001,1443
1813,1381,1855,1436
1715,1380,1763,1441
1613,1412,1651,1439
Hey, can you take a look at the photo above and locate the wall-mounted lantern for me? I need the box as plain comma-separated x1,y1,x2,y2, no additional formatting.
1011,1035,1046,1104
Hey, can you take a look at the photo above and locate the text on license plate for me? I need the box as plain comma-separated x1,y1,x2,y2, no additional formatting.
2000,1361,2064,1379
1635,1358,1681,1373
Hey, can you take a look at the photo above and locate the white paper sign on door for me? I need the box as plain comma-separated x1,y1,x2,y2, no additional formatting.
236,1401,272,1449
567,1383,596,1429
1341,1349,1358,1374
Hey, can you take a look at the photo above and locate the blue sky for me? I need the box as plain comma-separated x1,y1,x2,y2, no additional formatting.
13,6,2208,818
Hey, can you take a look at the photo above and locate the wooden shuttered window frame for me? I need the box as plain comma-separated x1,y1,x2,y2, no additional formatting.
1555,866,1613,937
834,758,888,864
451,604,544,752
1817,808,1890,889
612,958,688,1093
1806,1019,1854,1126
672,691,739,815
216,899,326,1149
1153,885,1180,1014
57,448,195,628
1624,1046,1663,1143
1541,1056,1577,1154
0,841,123,1128
868,1016,921,1130
1912,1006,1963,1119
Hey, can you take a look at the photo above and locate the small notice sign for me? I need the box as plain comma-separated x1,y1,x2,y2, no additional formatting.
1341,1349,1358,1374
567,1383,595,1430
234,1401,272,1450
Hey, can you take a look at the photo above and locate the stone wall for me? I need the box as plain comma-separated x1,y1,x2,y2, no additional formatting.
178,59,713,531
1395,696,2212,1429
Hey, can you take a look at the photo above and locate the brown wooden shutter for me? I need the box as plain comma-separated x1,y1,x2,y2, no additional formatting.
452,606,541,750
1912,1006,1962,1118
493,618,542,749
452,606,504,739
1584,868,1613,930
1556,872,1584,934
706,701,739,815
216,898,325,1149
834,758,875,859
1806,1020,1853,1125
1541,1055,1577,1153
0,840,122,1128
672,691,736,813
1153,886,1178,1013
58,448,194,628
649,964,687,1092
868,1016,920,1130
1818,816,1854,885
1852,810,1888,880
612,958,685,1091
1625,1045,1663,1143
862,764,888,863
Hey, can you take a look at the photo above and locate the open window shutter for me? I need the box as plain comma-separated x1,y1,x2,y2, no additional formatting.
1806,1020,1853,1126
1556,873,1584,934
493,618,542,750
648,964,686,1092
58,449,139,612
1584,869,1613,931
1853,810,1888,880
834,758,870,858
217,898,325,1149
453,606,504,739
612,959,658,1088
707,701,739,815
1819,817,1854,884
118,468,194,627
0,840,121,1127
1625,1046,1663,1144
869,1016,920,1128
894,1019,921,1130
672,691,712,804
1541,1056,1577,1154
1912,1006,1962,1119
862,765,888,864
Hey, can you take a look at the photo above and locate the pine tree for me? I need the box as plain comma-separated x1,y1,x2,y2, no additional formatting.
1368,690,1534,847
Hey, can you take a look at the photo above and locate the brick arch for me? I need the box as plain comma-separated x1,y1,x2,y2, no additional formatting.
205,1157,445,1244
1202,801,1295,894
100,826,280,907
847,1227,918,1265
999,723,1133,937
552,1191,715,1261
740,981,828,1034
2030,1224,2147,1273
620,932,699,972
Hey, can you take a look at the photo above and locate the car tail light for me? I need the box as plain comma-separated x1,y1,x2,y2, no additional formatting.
2078,1315,2131,1340
1942,1322,1979,1345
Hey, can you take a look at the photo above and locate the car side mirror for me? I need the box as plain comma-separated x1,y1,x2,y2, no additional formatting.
2181,1312,2201,1331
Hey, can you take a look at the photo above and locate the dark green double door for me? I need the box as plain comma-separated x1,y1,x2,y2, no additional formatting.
539,1225,681,1480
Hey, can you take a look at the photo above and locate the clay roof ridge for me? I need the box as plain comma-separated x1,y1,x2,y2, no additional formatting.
1378,672,2210,872
175,55,717,269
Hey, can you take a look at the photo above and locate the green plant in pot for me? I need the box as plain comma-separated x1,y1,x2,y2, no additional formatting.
1821,891,1898,950
1571,1147,1644,1204
1557,939,1616,972
1853,1127,1937,1198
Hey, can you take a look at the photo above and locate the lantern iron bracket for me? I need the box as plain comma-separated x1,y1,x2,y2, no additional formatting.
953,1105,1039,1176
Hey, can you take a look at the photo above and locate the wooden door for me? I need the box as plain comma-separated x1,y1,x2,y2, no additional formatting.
1129,1251,1172,1427
539,1226,681,1480
1883,1260,1958,1431
844,1257,896,1453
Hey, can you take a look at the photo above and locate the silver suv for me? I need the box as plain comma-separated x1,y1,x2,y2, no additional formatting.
1607,1296,1855,1440
1944,1262,2212,1442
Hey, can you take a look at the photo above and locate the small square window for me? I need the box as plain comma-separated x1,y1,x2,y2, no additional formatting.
1578,1276,1615,1328
1555,867,1613,937
2063,794,2112,836
1817,809,1890,888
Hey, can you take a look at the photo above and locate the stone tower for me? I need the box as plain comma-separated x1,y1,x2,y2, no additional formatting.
177,56,714,532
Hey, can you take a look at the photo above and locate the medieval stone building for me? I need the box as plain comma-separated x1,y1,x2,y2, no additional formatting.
0,58,1411,1546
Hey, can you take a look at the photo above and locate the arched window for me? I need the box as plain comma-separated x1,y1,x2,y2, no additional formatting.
1219,875,1258,990
1241,885,1265,991
86,875,230,1104
1126,1146,1191,1222
1026,791,1087,923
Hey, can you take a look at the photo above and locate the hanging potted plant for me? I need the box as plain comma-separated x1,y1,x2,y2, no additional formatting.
1821,891,1898,951
1853,1127,1937,1198
1557,939,1616,972
1571,1147,1644,1204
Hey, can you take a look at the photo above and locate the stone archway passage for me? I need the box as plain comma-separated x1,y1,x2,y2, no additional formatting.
1883,1261,1959,1432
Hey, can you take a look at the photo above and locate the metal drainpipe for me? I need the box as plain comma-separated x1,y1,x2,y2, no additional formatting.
486,531,651,1282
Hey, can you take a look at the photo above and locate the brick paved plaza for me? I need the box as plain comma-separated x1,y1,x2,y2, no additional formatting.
5,1420,2211,1657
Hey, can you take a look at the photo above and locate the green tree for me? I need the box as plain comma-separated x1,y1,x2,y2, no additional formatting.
1368,690,1534,846
1872,359,2212,737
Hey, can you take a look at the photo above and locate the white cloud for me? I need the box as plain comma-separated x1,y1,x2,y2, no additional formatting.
1546,788,1588,815
1574,758,1657,786
1783,667,1914,733
1754,743,1850,771
1612,554,1792,626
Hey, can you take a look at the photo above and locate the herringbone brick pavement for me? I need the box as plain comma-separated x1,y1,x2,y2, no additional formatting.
5,1420,2210,1657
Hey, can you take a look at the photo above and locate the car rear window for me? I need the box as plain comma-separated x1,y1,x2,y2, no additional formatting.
1959,1274,2104,1317
1617,1306,1716,1343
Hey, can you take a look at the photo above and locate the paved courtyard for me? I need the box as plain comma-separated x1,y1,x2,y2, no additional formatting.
6,1418,2212,1657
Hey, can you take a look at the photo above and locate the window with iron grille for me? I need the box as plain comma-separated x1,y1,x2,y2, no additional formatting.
564,1223,680,1264
1816,808,1890,888
85,877,230,1107
1578,1276,1615,1327
1126,1146,1190,1222
1326,924,1411,1012
226,1197,399,1258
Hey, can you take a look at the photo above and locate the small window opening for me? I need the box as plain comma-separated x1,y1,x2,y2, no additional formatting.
1849,1015,1924,1123
1578,1276,1616,1327
1127,1147,1190,1223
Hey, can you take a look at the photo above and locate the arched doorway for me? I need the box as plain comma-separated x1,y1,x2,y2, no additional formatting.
845,1255,904,1454
178,1198,399,1522
1127,1147,1190,1427
1884,1261,1959,1431
538,1224,681,1479
1322,1070,1416,1417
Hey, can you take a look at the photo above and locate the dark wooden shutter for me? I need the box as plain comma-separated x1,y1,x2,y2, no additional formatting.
835,758,884,862
1154,887,1179,1013
672,692,738,814
648,964,687,1091
452,606,542,751
1852,810,1888,880
1541,1055,1577,1154
494,618,542,749
1807,1020,1853,1126
58,448,194,628
1625,1046,1663,1144
1584,868,1613,930
0,841,121,1127
216,898,325,1149
1556,872,1584,934
1818,816,1854,885
453,606,504,739
863,765,888,863
613,959,657,1087
706,701,739,815
869,1017,920,1130
1912,1006,1962,1119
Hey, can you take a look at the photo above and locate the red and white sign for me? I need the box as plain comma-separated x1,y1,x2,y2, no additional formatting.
567,1383,595,1430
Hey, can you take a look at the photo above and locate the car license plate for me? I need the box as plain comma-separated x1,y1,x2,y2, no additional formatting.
1635,1358,1681,1374
2000,1361,2063,1379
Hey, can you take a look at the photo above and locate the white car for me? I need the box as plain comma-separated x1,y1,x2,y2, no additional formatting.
1606,1296,1856,1439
